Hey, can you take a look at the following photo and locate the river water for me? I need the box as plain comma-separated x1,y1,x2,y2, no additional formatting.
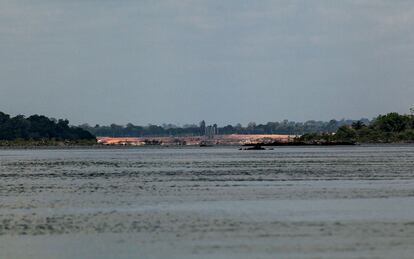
1,145,414,258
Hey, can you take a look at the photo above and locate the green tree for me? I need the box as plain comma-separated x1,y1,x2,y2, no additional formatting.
371,113,410,132
335,126,357,141
351,121,366,130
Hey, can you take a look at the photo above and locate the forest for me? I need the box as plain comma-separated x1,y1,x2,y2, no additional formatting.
299,112,414,143
80,119,364,137
0,111,96,142
2,110,413,144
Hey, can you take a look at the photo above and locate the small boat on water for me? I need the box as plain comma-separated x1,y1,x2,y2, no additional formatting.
239,144,266,150
199,141,214,147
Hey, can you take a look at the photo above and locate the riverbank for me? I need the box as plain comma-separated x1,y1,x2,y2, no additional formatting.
0,139,97,148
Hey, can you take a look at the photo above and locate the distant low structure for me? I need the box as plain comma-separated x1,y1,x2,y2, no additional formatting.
97,137,144,146
97,134,296,146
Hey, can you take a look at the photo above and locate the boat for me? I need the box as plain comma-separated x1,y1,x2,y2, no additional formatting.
199,141,214,147
240,144,266,150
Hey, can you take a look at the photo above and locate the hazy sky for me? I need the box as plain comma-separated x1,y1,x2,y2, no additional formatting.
1,0,413,126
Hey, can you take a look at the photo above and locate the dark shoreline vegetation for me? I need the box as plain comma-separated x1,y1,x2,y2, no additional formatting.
0,111,413,146
299,112,414,143
0,111,96,146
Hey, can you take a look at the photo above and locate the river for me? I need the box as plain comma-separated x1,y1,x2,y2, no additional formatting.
1,145,413,258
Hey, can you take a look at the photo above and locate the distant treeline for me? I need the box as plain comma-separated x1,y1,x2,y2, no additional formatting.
0,111,96,141
299,112,414,143
80,119,366,137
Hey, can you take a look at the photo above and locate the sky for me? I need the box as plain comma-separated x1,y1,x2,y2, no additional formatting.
1,0,414,126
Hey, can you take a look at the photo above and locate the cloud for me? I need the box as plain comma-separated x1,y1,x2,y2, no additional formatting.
1,0,413,124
